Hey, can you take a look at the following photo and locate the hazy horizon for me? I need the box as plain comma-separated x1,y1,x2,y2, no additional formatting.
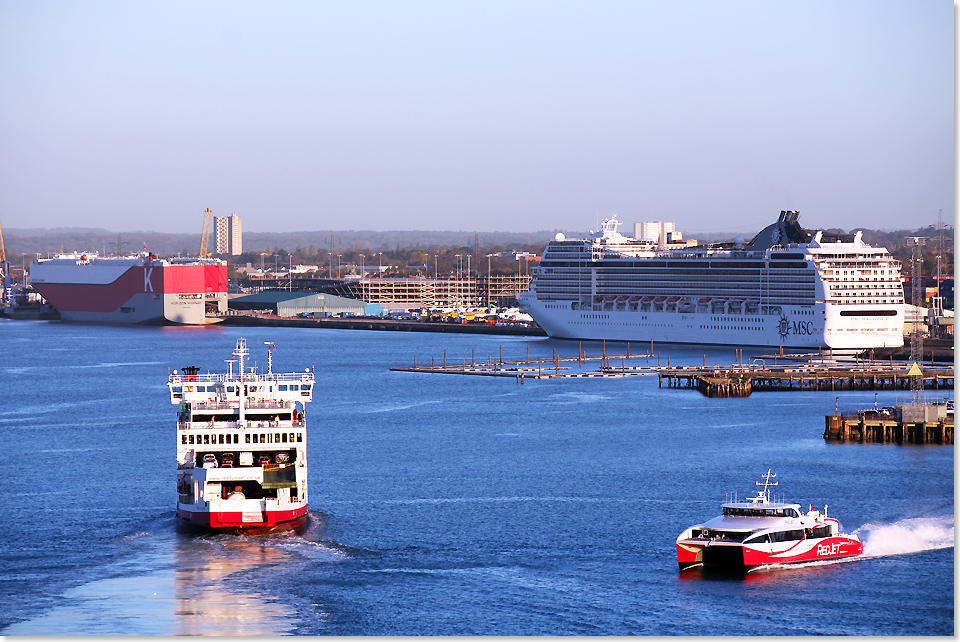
1,1,952,235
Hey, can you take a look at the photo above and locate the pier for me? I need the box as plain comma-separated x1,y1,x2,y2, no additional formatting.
823,413,953,445
657,364,954,398
394,342,955,396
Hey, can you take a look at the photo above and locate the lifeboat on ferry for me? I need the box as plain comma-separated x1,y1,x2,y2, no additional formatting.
676,470,862,572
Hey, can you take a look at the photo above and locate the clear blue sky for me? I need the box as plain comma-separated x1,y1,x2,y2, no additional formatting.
0,0,953,234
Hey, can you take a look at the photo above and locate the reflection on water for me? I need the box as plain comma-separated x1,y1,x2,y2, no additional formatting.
5,516,337,636
173,534,301,636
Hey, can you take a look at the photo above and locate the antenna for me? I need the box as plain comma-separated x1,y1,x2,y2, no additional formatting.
756,469,778,501
264,341,276,375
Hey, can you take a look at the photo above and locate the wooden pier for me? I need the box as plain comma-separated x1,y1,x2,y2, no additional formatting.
658,364,954,397
823,413,953,445
394,343,954,395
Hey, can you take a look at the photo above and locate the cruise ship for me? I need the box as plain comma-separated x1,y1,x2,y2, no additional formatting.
518,211,904,349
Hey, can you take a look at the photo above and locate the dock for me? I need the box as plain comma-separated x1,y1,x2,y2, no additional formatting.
823,412,953,445
657,364,954,397
394,343,955,396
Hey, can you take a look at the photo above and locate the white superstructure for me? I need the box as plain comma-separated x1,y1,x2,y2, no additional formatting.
519,211,904,349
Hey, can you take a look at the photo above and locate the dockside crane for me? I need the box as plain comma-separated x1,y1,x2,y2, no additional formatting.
199,208,213,258
0,217,10,306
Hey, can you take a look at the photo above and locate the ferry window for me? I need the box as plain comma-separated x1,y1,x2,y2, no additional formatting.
275,433,281,443
245,434,251,443
203,434,209,444
281,433,287,443
268,434,273,443
297,433,302,442
182,435,187,444
290,385,299,391
173,386,182,393
279,385,288,391
252,434,259,444
289,433,295,442
249,386,257,393
227,386,235,393
188,435,194,444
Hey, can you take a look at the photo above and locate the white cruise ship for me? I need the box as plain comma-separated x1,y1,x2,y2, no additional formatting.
518,211,904,349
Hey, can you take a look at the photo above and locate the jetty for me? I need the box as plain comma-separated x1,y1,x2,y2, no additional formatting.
657,363,954,398
394,342,955,394
823,406,953,445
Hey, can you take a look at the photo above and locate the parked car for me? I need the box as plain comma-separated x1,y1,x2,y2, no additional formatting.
258,455,272,466
202,454,218,469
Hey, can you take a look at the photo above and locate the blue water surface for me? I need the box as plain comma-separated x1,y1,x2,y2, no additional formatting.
0,320,952,635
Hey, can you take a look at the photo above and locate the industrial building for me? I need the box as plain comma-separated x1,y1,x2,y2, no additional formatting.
228,291,384,318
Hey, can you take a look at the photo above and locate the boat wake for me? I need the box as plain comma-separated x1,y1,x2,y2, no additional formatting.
855,514,954,558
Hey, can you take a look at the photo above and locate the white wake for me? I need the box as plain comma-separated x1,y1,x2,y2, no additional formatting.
856,514,954,558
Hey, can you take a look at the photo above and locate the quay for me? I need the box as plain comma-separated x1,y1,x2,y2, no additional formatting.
823,412,953,445
218,313,546,336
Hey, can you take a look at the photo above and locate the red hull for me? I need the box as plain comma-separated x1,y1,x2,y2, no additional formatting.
177,504,308,535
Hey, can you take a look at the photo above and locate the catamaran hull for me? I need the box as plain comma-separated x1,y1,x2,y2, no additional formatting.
677,535,863,571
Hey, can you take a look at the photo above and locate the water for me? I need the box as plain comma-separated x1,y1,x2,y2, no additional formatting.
0,320,952,635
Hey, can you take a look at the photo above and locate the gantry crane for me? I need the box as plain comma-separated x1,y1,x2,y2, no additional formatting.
199,208,213,257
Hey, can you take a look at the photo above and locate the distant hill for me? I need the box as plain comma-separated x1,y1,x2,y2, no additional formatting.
3,228,580,258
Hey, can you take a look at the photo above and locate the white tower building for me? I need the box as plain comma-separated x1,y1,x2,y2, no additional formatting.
215,214,242,255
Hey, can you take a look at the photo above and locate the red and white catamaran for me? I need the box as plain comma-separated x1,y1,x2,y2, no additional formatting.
169,338,313,534
676,470,862,572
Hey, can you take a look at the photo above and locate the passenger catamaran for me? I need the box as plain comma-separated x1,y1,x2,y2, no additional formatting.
169,338,313,534
676,470,863,572
519,211,904,348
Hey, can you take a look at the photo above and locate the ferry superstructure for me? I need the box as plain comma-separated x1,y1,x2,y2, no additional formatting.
518,211,904,348
169,338,313,534
676,470,863,572
30,252,227,324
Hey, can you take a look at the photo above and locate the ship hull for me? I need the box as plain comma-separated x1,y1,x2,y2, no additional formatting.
176,503,309,535
523,296,903,349
31,259,226,325
677,535,863,571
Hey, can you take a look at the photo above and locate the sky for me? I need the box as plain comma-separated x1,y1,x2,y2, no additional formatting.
0,0,953,234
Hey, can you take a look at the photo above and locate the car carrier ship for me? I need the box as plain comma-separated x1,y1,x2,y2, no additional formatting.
518,211,904,349
169,338,313,534
30,252,227,324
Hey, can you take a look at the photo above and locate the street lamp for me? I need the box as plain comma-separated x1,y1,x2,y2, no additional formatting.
359,254,364,280
337,254,342,279
377,252,383,275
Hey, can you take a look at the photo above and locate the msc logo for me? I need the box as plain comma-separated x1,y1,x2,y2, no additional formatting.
777,314,814,340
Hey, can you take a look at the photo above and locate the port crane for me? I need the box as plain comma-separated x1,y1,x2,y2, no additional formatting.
199,208,213,257
0,215,10,305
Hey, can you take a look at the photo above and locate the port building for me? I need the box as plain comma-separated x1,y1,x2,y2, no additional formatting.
227,291,384,318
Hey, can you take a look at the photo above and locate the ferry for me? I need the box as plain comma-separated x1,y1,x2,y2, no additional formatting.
169,338,313,534
676,470,863,572
518,211,904,348
30,252,227,324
